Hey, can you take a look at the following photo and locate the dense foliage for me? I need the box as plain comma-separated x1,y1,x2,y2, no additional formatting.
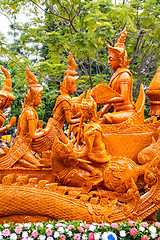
0,0,159,123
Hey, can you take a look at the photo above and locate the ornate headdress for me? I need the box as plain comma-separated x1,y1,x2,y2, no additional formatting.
0,66,15,108
24,67,43,106
107,29,131,68
82,90,97,120
60,52,79,94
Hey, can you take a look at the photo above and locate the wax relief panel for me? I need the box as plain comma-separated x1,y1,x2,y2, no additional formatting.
103,132,158,163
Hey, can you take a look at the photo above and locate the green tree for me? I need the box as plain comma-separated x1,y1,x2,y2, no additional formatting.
0,0,159,121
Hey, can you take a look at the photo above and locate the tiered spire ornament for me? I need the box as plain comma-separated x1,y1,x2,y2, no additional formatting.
147,66,160,116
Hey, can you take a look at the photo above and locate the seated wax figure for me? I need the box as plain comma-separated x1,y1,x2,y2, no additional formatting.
0,67,51,168
99,29,137,124
51,67,80,144
51,92,109,186
76,91,110,178
32,53,80,154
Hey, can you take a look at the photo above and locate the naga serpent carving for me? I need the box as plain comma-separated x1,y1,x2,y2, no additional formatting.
0,172,160,224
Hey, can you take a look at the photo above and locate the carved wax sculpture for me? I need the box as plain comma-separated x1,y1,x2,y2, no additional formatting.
74,91,110,184
78,91,110,164
92,29,137,124
1,46,160,224
51,52,80,143
51,91,111,189
0,67,51,168
31,52,80,154
48,48,160,223
68,91,85,143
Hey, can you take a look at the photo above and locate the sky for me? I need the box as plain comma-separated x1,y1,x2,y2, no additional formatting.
0,12,31,43
0,13,12,42
0,0,124,43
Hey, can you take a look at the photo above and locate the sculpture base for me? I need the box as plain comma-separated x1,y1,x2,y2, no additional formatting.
0,168,55,183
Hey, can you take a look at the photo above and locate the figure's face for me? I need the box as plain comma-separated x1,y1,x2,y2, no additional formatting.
34,92,42,108
68,82,76,95
108,54,120,71
0,95,7,108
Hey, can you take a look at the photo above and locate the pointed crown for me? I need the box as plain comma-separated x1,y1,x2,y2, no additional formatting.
60,52,79,94
107,29,131,68
24,67,43,106
26,67,43,92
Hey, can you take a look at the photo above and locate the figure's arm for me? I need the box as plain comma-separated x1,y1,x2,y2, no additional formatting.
106,83,129,103
98,73,131,118
97,103,112,118
27,108,52,139
63,101,80,124
76,128,95,157
0,116,16,135
84,130,95,153
29,119,49,139
65,110,80,124
72,111,81,119
107,73,131,104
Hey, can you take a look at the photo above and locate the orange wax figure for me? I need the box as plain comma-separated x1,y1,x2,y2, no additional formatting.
51,90,109,188
52,57,80,144
75,91,110,182
99,29,137,124
77,91,110,164
0,66,16,133
67,91,85,143
31,53,80,154
0,67,51,168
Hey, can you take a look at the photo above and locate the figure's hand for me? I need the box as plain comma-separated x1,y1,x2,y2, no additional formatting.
42,128,48,135
34,118,53,137
36,128,42,133
75,148,87,157
97,110,102,119
91,168,103,177
8,116,17,128
38,120,43,129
